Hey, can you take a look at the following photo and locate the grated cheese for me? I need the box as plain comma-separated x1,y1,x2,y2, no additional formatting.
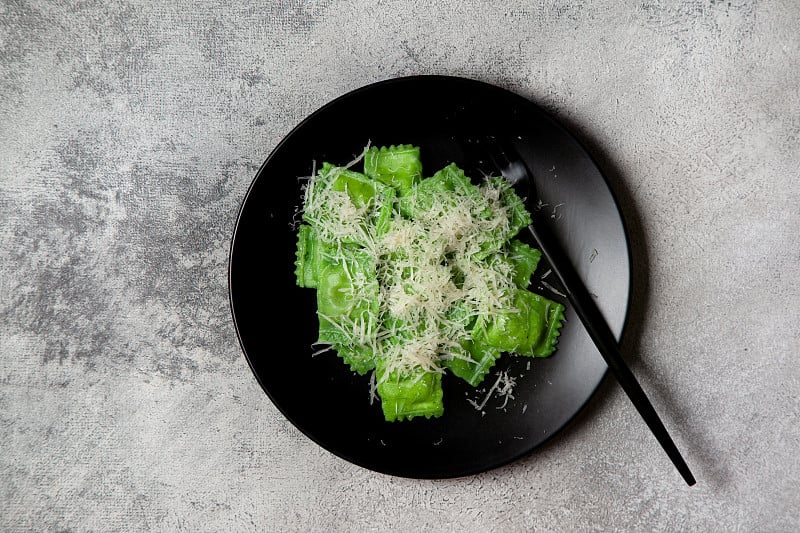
467,370,517,411
303,162,526,380
344,142,371,169
368,370,377,405
541,280,567,299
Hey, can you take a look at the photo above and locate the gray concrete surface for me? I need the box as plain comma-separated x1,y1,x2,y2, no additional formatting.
1,1,798,531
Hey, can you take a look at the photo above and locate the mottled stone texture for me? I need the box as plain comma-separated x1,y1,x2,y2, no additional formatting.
1,0,798,531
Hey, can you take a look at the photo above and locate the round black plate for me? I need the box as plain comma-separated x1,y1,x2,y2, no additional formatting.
229,76,631,478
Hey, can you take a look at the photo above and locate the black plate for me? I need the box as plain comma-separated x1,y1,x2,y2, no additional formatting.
229,76,631,478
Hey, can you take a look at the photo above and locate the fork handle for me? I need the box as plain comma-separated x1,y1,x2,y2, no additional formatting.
527,223,696,486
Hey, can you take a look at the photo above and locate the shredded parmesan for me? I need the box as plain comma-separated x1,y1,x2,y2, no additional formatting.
550,202,564,220
344,141,371,169
467,370,517,411
311,345,334,357
302,162,525,379
541,280,567,299
368,370,377,404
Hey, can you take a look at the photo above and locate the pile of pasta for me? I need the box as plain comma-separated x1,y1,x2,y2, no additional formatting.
295,145,564,421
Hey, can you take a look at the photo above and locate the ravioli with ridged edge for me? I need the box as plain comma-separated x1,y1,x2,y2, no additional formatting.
294,144,565,421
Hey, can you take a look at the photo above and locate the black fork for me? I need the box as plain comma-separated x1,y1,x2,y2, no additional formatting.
476,137,696,486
